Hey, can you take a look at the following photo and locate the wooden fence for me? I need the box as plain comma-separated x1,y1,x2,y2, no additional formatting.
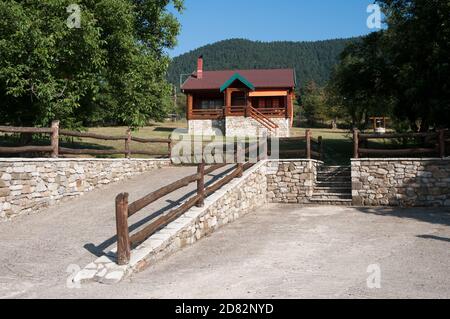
353,129,448,158
114,145,258,265
277,130,323,160
0,121,172,158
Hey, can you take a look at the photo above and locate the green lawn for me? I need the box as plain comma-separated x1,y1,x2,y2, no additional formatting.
291,128,354,165
1,122,355,164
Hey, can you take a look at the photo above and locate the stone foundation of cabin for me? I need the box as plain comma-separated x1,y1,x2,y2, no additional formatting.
188,117,290,138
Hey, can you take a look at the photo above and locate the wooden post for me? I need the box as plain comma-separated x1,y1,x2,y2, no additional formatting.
237,142,243,177
196,160,205,207
187,94,193,120
306,129,311,159
438,130,445,158
51,120,59,158
168,140,173,159
115,193,130,265
125,128,131,158
353,129,359,159
318,136,323,161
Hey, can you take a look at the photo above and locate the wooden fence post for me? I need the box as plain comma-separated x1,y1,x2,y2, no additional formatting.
236,142,244,177
438,130,445,158
125,128,131,158
353,129,359,159
168,140,173,159
51,120,59,158
115,193,130,265
318,136,323,161
306,129,311,159
196,160,205,207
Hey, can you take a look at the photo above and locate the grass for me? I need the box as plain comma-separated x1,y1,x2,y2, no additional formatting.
290,128,354,165
0,121,355,164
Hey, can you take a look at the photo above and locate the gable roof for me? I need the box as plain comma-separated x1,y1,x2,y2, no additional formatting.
182,69,296,91
220,73,255,92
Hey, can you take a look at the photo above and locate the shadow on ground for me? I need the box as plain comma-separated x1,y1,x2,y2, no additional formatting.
83,165,236,257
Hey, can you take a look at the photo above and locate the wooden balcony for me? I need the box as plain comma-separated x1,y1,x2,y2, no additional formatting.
189,107,287,120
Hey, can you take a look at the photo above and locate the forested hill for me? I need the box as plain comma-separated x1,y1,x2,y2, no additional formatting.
168,38,360,88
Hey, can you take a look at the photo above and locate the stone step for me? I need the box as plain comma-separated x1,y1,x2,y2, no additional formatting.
308,198,353,206
311,194,352,200
313,189,352,195
316,181,351,187
314,186,351,192
319,166,351,172
317,176,351,182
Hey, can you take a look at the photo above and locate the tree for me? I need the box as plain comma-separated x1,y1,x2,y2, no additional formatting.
329,0,450,131
301,81,329,127
328,32,393,129
0,0,184,128
377,0,450,130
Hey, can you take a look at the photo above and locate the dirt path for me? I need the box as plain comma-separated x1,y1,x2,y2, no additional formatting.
0,165,235,298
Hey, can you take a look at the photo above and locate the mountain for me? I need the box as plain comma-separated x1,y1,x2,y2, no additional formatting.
168,38,360,89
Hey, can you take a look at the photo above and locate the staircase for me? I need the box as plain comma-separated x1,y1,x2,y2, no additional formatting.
310,166,352,206
248,106,279,133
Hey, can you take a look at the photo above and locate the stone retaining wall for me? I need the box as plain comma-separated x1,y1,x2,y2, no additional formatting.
188,119,224,136
352,158,450,207
226,117,290,138
188,117,290,138
0,158,171,221
266,160,321,204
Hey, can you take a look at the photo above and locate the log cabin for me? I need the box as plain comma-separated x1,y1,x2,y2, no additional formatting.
181,56,296,137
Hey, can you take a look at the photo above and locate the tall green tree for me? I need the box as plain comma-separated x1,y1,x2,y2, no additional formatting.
377,0,450,130
329,0,450,131
0,0,184,128
328,32,393,128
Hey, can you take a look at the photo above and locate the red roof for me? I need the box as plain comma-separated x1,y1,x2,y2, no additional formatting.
181,69,296,91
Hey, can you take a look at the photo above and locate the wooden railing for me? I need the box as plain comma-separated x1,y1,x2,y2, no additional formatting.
189,109,224,120
115,143,261,265
225,106,246,117
0,121,172,158
353,129,447,158
255,108,287,118
247,106,279,132
277,130,323,160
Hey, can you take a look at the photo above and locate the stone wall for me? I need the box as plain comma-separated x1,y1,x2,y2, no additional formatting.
0,158,171,221
188,119,225,136
352,158,450,207
226,117,290,138
266,160,321,203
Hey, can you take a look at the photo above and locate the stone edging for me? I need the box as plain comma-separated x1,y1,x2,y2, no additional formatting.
352,158,450,162
74,161,268,285
0,158,170,163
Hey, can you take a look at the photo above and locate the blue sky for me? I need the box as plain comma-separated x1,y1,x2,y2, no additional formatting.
169,0,378,57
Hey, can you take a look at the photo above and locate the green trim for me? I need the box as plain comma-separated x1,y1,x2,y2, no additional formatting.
220,73,255,92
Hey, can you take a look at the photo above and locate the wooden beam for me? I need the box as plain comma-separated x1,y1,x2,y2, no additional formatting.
248,90,288,97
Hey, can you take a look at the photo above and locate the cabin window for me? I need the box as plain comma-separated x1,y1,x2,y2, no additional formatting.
273,98,280,108
258,98,266,108
200,99,223,109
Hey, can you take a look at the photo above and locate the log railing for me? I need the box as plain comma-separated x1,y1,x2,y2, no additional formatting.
189,109,224,120
278,130,323,160
0,121,172,158
353,129,447,158
115,145,260,265
248,106,279,132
